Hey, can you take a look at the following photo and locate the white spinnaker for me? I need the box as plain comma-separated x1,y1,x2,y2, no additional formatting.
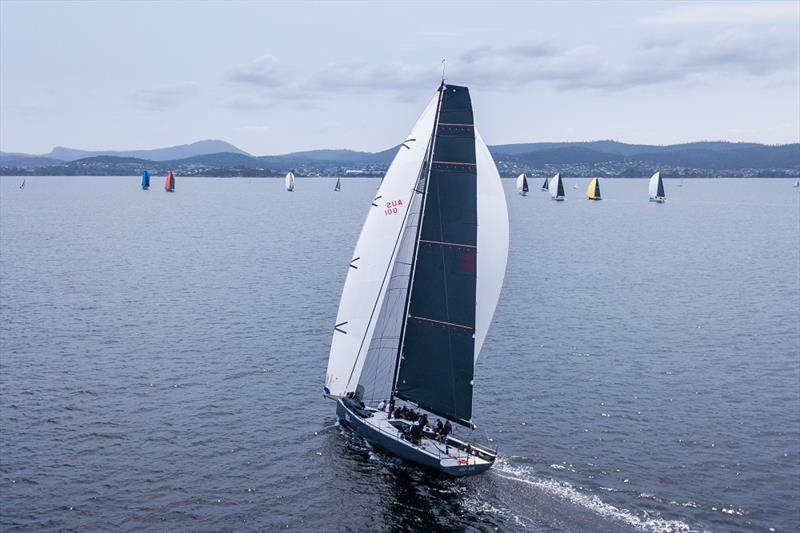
285,172,295,191
548,172,561,198
474,129,509,362
516,173,527,194
649,171,660,198
325,90,440,397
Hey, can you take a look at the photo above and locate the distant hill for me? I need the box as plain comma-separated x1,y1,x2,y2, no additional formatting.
2,139,798,177
48,139,251,161
0,139,251,163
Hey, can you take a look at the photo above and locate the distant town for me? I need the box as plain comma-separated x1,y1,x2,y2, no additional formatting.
2,139,798,178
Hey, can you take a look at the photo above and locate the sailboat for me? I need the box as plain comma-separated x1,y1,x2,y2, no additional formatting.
586,177,601,200
334,177,341,192
649,171,665,202
541,176,549,191
164,170,175,192
677,178,684,188
548,172,565,200
141,170,150,190
516,173,529,196
793,178,799,188
19,179,25,190
285,172,295,192
572,182,578,189
324,82,509,477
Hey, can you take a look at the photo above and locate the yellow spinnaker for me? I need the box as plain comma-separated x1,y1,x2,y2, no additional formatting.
586,177,601,200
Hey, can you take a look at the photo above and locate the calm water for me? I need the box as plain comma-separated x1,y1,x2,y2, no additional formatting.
1,176,798,532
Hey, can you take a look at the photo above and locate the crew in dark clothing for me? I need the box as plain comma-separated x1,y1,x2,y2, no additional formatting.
436,419,444,438
409,421,423,444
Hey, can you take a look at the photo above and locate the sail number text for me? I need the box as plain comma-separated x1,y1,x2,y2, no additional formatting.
384,199,404,216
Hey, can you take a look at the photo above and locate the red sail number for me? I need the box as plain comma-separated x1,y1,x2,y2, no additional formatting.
384,198,403,216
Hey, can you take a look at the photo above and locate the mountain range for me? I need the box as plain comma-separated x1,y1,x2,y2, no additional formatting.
2,139,798,177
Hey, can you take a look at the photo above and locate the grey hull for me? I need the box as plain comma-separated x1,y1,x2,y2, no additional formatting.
336,399,493,477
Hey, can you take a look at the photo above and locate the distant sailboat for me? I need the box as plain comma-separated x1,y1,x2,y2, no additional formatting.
325,82,508,477
164,170,175,192
586,177,601,200
19,179,25,190
649,171,665,202
141,170,150,190
334,177,341,192
572,182,578,189
548,173,565,201
285,172,295,192
793,178,799,188
541,176,549,191
677,178,684,188
516,173,529,196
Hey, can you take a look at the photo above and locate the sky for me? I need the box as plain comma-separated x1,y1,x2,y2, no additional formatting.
1,0,798,155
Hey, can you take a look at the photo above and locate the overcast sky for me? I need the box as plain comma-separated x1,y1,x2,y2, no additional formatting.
1,1,798,155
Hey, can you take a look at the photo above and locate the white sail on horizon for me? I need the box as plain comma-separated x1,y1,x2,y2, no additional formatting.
548,172,563,199
515,173,528,195
285,172,295,191
649,171,665,201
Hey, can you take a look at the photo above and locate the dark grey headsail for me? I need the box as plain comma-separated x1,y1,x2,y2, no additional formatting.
557,175,565,197
394,84,477,427
541,177,549,190
657,176,665,198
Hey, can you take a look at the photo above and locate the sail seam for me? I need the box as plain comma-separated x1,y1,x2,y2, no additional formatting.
432,160,476,167
409,315,474,331
419,239,476,249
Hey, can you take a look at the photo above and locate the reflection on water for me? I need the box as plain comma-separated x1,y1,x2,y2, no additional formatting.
1,176,798,532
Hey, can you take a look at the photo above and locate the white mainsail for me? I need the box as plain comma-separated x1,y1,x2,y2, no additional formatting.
548,172,563,199
474,129,509,362
285,172,295,191
515,173,528,196
324,91,440,397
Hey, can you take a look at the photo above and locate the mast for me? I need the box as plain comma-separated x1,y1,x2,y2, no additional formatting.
389,83,444,406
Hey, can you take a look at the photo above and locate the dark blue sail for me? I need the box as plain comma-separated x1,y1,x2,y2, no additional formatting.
395,84,477,427
141,170,150,190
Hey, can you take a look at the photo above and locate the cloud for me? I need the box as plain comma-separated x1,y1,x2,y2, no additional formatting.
643,2,799,25
226,55,439,108
224,23,798,104
228,55,286,87
452,30,799,91
133,82,199,109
